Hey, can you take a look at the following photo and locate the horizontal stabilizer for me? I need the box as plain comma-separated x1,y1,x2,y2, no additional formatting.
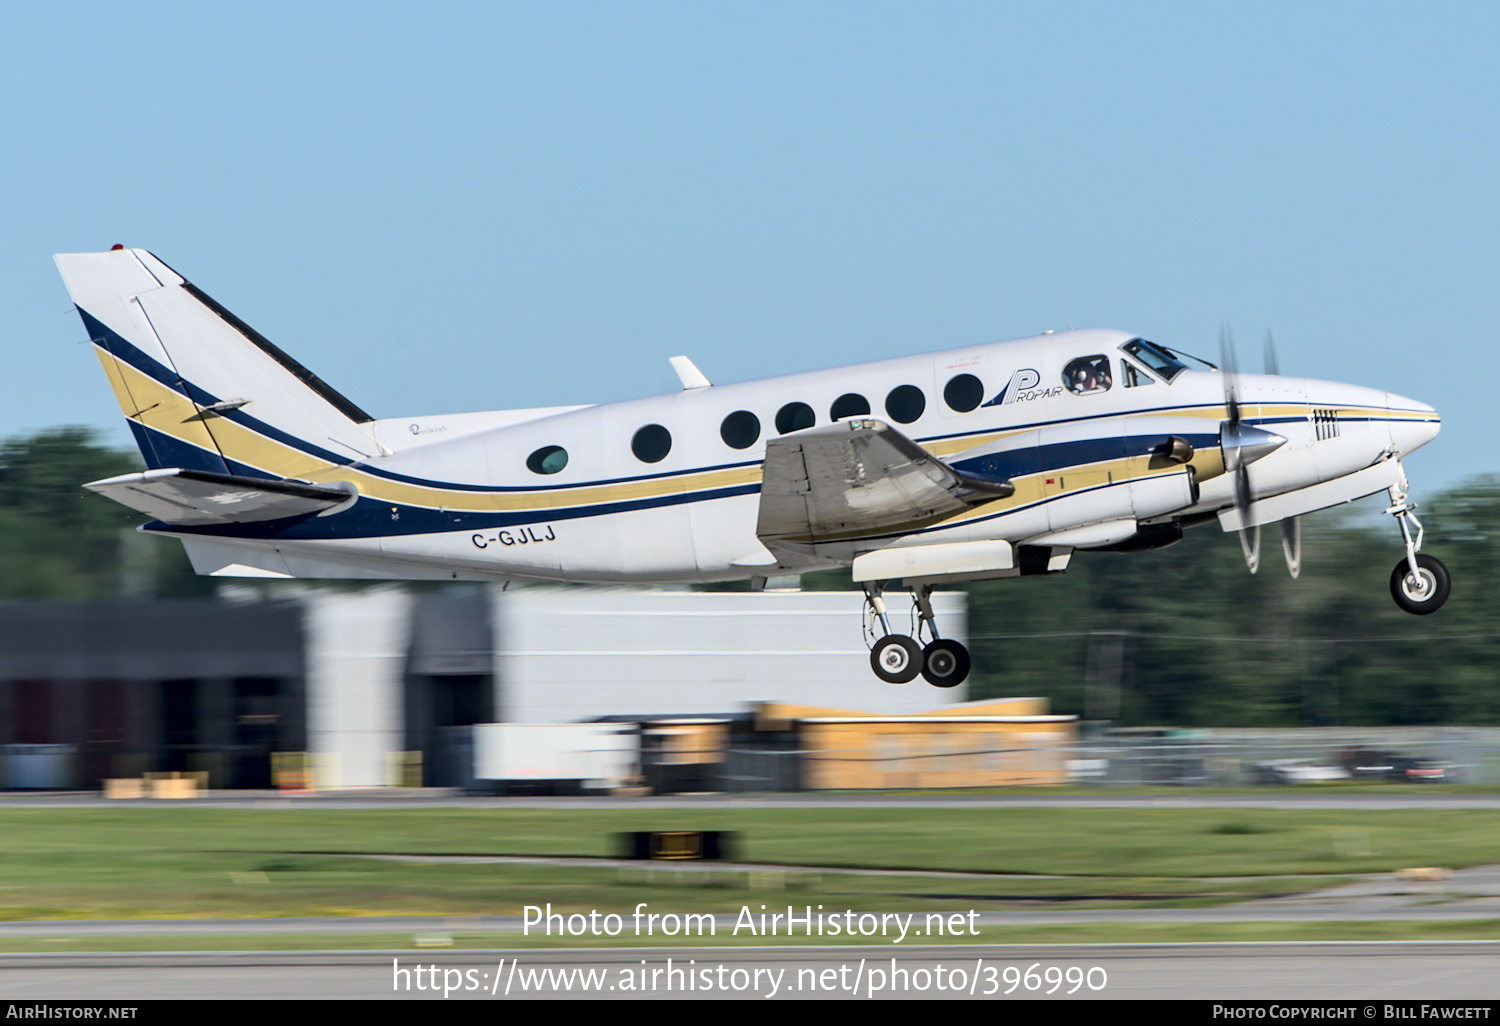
85,468,352,526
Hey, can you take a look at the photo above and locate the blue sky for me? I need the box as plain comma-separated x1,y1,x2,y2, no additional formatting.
3,2,1494,496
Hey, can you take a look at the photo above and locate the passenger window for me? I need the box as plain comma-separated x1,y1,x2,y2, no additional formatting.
943,373,984,412
775,402,815,434
720,410,761,449
631,424,672,463
830,393,871,421
884,384,926,424
526,445,568,475
1063,356,1113,395
1123,361,1154,388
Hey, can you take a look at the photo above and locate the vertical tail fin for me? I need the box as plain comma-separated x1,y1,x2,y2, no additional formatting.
55,247,377,482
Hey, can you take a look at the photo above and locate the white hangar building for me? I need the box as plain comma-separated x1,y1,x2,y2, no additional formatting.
0,585,966,789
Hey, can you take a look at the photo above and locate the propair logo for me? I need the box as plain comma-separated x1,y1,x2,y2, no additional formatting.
984,368,1060,406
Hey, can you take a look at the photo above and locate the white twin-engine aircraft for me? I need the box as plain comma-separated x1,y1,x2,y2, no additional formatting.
56,247,1449,688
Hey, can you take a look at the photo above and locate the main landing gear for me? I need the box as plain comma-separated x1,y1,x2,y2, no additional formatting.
1385,474,1450,615
864,583,971,687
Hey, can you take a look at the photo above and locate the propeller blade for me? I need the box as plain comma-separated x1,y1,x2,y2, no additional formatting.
1267,331,1298,578
1224,331,1296,577
1240,522,1261,574
1234,462,1253,510
1236,463,1259,572
1220,323,1261,573
1220,323,1239,373
1220,324,1242,426
1281,516,1301,578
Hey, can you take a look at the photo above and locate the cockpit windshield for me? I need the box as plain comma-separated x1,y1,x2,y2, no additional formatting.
1121,338,1189,382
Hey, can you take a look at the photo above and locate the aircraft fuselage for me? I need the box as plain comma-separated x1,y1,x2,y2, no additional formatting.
158,328,1438,584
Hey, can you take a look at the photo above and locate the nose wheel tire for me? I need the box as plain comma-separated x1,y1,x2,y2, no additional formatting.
921,639,971,688
1390,554,1450,615
870,634,923,684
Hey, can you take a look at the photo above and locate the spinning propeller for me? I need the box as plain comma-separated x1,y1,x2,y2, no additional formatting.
1262,329,1302,578
1220,326,1299,577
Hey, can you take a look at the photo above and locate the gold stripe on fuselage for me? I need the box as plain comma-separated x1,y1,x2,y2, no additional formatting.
101,348,1430,519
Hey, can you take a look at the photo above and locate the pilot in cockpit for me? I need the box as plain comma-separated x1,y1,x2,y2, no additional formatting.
1065,356,1112,395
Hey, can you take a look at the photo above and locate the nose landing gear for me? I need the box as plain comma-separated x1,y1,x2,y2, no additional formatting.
1385,474,1450,615
864,583,972,687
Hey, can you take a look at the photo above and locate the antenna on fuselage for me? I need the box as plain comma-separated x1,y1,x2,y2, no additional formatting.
669,355,712,390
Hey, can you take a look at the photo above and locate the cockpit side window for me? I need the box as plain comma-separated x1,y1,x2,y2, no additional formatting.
1063,355,1113,395
1122,360,1155,388
1121,338,1187,382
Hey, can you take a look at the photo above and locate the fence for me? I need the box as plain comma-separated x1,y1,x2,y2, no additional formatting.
711,727,1500,792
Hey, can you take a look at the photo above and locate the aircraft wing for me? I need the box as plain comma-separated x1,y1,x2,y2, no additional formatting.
756,418,1013,546
85,468,351,526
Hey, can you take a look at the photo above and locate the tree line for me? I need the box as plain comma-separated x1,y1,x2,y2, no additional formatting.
958,476,1500,726
0,427,212,600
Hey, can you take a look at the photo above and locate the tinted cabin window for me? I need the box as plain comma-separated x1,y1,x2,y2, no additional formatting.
775,402,815,434
943,373,984,412
631,424,672,463
884,384,926,423
1062,356,1113,395
527,445,568,475
720,410,760,449
830,393,871,420
1123,361,1154,388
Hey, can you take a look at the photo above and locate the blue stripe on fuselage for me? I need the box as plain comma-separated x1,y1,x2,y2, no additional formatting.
951,432,1221,482
146,482,764,540
84,309,1433,532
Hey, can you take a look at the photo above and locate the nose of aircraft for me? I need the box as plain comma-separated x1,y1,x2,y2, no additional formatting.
1385,391,1441,456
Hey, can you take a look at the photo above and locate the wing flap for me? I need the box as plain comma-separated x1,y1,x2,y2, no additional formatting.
756,419,1012,545
85,468,352,526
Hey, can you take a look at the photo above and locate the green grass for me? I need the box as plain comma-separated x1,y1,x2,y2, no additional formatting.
0,806,1494,921
1,805,1496,872
0,856,1343,920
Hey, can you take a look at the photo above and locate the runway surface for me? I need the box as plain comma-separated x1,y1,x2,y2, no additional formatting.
3,943,1497,999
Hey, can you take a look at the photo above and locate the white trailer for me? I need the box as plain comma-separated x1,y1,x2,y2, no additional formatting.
471,723,638,794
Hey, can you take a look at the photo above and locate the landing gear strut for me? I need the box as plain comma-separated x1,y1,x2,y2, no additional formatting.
1385,473,1450,615
864,583,971,687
